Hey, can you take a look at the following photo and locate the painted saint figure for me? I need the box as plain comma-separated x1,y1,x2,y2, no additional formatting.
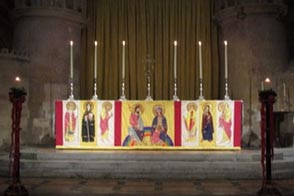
64,101,77,142
82,102,95,142
218,102,232,140
151,105,167,145
201,104,214,142
100,102,113,140
128,104,144,144
184,103,197,140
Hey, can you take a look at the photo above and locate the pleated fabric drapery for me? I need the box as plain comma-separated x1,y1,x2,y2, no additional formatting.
81,0,220,100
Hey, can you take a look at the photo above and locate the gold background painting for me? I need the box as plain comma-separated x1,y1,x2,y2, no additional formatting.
198,101,217,148
79,101,98,147
121,101,175,147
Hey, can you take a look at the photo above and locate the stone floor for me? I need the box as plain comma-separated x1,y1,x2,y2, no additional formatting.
1,177,294,196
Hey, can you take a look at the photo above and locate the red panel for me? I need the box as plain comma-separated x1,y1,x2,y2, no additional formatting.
55,100,63,146
114,101,122,146
234,101,242,147
174,101,181,146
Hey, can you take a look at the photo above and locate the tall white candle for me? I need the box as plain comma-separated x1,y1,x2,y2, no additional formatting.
224,40,228,79
198,41,203,79
94,41,97,79
283,83,286,97
174,41,177,79
70,41,73,79
122,41,125,79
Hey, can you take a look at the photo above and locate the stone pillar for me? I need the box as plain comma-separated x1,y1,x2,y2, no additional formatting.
12,0,86,145
214,0,288,147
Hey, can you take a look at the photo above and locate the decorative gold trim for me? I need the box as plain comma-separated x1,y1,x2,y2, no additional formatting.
56,145,241,151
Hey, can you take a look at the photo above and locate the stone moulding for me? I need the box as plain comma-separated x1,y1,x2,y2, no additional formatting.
0,48,30,62
13,7,86,27
214,3,287,24
14,0,86,15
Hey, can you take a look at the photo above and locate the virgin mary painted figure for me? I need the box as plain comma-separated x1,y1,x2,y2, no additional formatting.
201,104,214,142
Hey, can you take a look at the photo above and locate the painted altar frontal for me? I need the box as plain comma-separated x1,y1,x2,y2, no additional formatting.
55,100,242,150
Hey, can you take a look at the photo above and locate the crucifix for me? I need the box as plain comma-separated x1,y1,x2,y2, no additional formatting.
144,54,155,101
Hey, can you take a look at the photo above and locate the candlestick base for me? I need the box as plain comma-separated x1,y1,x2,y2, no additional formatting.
4,183,29,196
257,182,282,196
145,95,153,101
198,79,205,100
224,94,230,100
198,95,205,100
92,80,99,100
92,94,98,100
119,80,127,101
173,95,180,101
68,78,74,100
173,79,180,101
68,95,75,100
145,80,153,101
224,78,230,100
120,95,127,101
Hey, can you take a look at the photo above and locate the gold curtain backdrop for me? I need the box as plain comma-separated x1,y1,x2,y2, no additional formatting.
81,0,220,100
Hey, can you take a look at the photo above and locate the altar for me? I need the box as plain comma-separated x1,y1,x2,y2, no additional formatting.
55,33,242,150
55,100,242,150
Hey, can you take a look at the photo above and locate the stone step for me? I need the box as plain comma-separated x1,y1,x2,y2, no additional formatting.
17,169,263,179
13,150,284,162
0,159,273,178
0,147,293,180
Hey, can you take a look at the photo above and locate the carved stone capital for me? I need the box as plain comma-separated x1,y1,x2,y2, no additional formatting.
13,0,86,27
0,48,30,62
214,0,287,25
13,7,86,27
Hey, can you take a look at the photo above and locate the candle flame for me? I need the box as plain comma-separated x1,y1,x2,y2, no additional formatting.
70,41,73,46
94,41,97,46
122,41,125,45
224,40,227,45
198,41,201,46
15,76,21,82
265,78,270,83
174,41,177,46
